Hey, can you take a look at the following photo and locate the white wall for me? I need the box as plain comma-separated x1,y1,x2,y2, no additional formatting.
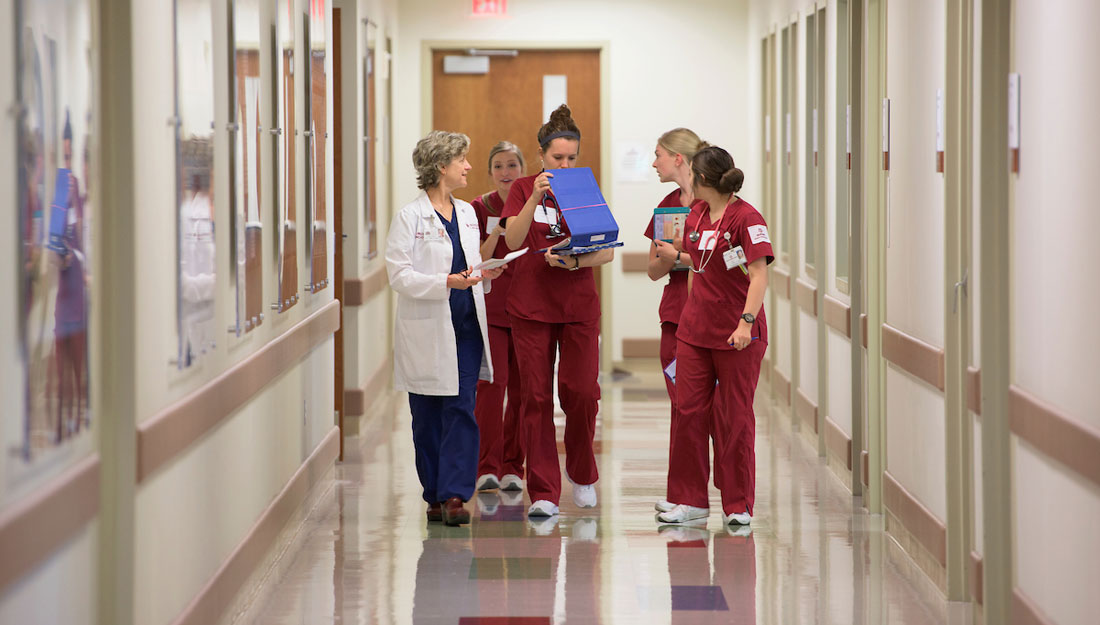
393,0,751,362
882,0,948,524
339,0,398,399
1012,0,1100,621
128,0,338,623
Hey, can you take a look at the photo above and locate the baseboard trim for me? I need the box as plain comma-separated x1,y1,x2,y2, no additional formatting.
343,266,388,307
168,427,340,625
344,356,394,418
622,337,661,359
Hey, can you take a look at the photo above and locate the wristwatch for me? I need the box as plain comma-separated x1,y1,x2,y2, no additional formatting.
675,251,682,264
741,313,756,324
569,256,581,271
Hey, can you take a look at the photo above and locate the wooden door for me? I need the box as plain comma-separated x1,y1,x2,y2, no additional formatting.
430,49,602,204
431,48,601,297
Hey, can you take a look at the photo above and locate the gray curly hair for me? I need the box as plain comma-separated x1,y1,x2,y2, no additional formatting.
412,130,470,190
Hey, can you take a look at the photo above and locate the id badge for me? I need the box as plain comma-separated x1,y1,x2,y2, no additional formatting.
422,217,445,241
533,205,560,226
698,230,718,251
723,245,748,271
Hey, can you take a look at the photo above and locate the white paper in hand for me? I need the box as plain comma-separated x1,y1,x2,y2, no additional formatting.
473,247,528,271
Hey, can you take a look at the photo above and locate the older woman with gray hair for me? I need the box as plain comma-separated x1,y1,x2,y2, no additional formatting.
386,130,506,526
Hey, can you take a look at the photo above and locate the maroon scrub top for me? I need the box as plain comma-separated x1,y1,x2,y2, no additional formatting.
472,190,514,328
677,197,774,350
501,173,601,324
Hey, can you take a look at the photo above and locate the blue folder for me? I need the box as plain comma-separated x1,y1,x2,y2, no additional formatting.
545,167,622,253
46,168,71,255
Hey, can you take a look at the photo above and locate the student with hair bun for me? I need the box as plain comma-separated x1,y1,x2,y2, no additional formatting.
658,146,773,527
471,141,527,493
644,128,708,513
501,104,615,518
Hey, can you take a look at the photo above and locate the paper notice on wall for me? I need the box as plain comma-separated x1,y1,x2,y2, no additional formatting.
1008,73,1020,149
614,140,651,183
936,89,945,152
543,75,567,121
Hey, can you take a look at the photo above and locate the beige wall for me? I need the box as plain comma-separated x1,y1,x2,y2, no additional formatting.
338,0,398,407
1012,0,1100,622
393,0,751,363
882,0,948,524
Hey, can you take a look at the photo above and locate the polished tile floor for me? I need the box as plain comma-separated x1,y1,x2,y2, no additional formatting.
247,363,969,624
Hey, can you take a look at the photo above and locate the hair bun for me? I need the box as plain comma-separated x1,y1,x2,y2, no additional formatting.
720,167,744,194
549,104,573,123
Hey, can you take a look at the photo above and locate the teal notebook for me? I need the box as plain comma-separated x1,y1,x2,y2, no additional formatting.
653,206,690,242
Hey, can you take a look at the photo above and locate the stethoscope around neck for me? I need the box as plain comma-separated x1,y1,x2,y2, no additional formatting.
537,176,565,239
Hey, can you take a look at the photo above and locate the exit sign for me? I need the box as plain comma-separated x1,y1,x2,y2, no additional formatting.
472,0,507,16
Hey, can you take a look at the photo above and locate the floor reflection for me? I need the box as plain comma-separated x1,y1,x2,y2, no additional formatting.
248,364,961,625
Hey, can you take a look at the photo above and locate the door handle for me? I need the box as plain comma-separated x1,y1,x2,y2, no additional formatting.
953,268,969,314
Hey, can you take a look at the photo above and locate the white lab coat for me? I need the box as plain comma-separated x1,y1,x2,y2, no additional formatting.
386,191,494,395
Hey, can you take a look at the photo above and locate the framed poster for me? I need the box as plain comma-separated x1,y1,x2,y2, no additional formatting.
273,0,298,313
305,0,328,292
14,0,95,462
229,0,264,334
363,18,377,259
174,0,217,367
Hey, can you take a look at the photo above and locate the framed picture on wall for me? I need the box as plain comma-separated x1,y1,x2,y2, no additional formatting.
174,0,217,367
305,0,328,292
13,0,95,465
273,0,299,313
229,0,264,335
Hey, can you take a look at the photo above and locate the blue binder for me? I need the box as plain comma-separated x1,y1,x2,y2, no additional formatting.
46,168,71,255
545,167,622,253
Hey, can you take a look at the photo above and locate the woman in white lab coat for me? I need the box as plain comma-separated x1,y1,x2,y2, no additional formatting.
386,130,506,526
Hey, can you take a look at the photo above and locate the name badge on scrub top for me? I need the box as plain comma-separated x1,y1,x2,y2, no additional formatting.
698,230,719,251
723,245,749,273
533,205,560,226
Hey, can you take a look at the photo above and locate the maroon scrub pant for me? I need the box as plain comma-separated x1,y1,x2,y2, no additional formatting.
474,324,525,479
510,316,600,505
669,339,765,516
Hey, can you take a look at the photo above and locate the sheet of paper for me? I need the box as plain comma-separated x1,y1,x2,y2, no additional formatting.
486,216,501,234
473,247,528,271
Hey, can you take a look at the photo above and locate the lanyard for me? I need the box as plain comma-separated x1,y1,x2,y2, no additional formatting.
691,209,735,274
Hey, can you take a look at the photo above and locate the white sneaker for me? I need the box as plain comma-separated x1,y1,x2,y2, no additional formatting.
657,504,710,524
572,483,598,508
500,473,525,491
476,474,500,491
528,499,560,517
724,510,752,526
655,499,675,513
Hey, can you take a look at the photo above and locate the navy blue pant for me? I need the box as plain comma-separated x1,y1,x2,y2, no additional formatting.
408,329,483,504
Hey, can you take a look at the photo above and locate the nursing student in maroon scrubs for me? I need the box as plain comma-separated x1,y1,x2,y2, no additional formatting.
643,128,708,514
501,105,614,518
658,146,772,527
471,141,527,493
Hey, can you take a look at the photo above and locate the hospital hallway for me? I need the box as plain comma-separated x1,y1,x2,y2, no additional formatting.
242,362,967,625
